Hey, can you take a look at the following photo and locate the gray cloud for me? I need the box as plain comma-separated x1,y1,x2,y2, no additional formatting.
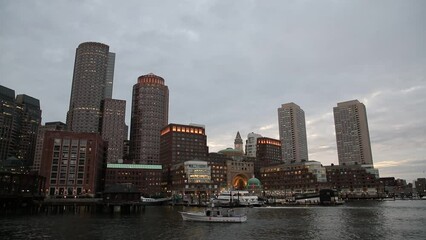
1,0,425,182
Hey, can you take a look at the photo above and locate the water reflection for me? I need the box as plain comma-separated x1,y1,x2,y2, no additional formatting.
1,201,425,240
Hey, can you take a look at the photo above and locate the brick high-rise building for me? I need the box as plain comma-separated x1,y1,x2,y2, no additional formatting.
333,100,373,166
278,102,309,163
160,123,208,168
160,123,208,192
39,131,105,197
255,137,282,177
130,73,169,164
66,42,115,133
100,99,126,163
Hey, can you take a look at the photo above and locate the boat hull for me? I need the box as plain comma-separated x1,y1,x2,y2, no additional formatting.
179,211,247,223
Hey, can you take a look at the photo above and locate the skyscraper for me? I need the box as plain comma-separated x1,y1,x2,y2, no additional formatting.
333,100,373,166
278,102,309,163
0,85,41,167
15,94,42,165
66,42,115,133
0,85,16,161
129,73,169,164
245,132,262,157
100,98,126,163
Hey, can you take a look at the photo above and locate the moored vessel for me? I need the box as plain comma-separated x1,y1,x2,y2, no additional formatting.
180,207,247,223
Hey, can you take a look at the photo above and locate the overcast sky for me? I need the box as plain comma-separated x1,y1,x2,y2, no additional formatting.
1,0,425,182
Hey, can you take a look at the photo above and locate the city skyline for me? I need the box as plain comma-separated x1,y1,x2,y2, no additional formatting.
1,1,425,182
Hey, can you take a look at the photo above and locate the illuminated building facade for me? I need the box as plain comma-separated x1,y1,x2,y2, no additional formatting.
129,73,169,164
170,160,214,202
255,137,282,177
208,153,229,192
160,123,208,168
226,160,254,190
66,42,115,133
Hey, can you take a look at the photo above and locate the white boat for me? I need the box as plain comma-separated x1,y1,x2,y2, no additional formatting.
214,190,263,207
180,207,247,223
140,196,171,205
141,197,157,202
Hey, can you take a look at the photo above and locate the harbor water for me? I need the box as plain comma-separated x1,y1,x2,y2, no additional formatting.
1,200,425,240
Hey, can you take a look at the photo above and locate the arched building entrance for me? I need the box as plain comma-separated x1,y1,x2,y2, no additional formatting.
232,174,248,190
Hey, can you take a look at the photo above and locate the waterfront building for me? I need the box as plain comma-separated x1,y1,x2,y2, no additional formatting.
333,100,373,165
169,153,233,200
245,132,262,157
104,163,163,197
39,131,105,197
207,153,230,193
234,132,244,153
129,73,169,164
160,123,208,168
415,178,426,197
226,160,254,190
394,178,413,198
255,137,282,177
0,85,16,161
66,42,115,133
277,102,309,163
325,164,380,198
0,171,45,213
100,99,126,163
160,123,208,191
260,161,327,197
379,177,397,197
32,122,67,173
170,160,213,203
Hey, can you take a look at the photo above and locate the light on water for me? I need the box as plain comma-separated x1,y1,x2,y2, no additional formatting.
1,201,426,240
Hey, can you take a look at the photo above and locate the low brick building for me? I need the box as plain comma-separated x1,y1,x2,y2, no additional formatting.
325,164,381,198
105,163,162,197
260,161,327,197
39,131,104,197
